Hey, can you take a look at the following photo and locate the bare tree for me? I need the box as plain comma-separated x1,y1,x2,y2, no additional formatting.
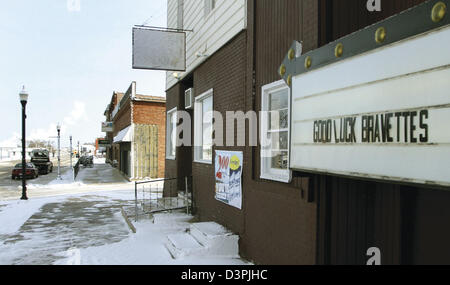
27,139,50,149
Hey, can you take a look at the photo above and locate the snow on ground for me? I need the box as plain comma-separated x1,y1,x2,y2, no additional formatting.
0,188,250,265
27,168,86,190
54,213,250,265
0,160,250,265
0,196,63,236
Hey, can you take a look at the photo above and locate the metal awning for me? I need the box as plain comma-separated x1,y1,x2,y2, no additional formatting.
113,126,132,143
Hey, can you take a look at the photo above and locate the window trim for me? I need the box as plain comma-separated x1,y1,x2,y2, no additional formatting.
260,80,292,183
166,107,177,160
194,88,214,164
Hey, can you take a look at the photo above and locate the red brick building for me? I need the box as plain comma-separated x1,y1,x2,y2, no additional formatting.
103,82,166,179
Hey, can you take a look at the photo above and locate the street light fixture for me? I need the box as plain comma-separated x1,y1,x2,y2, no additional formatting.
19,86,29,200
57,123,61,180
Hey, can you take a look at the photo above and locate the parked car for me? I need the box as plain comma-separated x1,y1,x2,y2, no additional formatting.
11,163,39,180
80,155,94,168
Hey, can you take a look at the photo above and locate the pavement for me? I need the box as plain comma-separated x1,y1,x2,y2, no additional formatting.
0,158,136,265
0,193,135,265
0,158,249,265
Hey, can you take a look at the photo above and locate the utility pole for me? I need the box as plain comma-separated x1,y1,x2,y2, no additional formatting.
57,124,61,180
70,136,74,181
70,136,73,168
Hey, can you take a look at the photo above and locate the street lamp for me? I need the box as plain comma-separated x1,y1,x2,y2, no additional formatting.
19,86,29,200
57,123,61,180
70,135,73,168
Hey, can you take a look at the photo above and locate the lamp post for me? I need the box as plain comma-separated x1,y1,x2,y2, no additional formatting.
57,123,61,180
19,86,29,200
70,136,73,168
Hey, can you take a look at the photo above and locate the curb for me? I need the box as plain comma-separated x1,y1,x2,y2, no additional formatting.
120,207,136,233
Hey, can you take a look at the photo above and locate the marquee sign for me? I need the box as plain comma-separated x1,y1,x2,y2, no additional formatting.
280,0,450,186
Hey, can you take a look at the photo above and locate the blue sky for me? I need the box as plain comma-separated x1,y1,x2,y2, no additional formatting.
0,0,167,148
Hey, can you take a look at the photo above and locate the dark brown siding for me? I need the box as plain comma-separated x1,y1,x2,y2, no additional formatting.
317,177,450,265
239,0,319,265
317,177,403,265
408,189,450,265
320,0,427,45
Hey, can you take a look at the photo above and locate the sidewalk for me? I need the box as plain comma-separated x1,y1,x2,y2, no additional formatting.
0,161,249,265
0,191,133,265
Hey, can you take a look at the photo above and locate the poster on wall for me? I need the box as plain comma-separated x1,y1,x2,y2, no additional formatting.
215,150,243,210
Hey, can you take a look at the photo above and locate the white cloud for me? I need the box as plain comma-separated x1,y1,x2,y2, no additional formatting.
67,0,81,12
1,101,88,147
63,101,88,127
28,123,59,142
0,133,20,148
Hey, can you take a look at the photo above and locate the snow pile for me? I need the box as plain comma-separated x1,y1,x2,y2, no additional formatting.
0,189,250,265
27,169,86,190
93,157,105,164
0,197,62,236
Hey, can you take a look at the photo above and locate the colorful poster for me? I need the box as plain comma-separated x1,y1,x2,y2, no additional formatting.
215,150,243,210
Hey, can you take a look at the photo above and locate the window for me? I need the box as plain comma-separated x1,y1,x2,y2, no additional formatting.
166,107,177,160
204,0,216,18
260,80,292,183
194,89,213,163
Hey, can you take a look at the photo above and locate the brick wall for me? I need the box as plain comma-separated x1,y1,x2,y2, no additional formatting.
111,98,131,168
113,99,131,138
191,31,248,233
163,3,320,264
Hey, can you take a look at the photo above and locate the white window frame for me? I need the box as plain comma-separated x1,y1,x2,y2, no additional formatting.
194,89,213,164
166,107,177,160
260,80,292,183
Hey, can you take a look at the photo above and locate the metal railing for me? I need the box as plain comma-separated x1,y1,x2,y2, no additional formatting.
73,159,81,180
134,176,192,222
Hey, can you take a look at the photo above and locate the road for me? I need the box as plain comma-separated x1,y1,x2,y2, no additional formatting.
0,152,131,200
0,151,72,190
